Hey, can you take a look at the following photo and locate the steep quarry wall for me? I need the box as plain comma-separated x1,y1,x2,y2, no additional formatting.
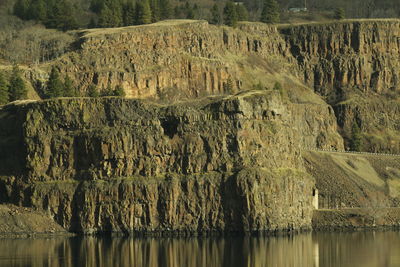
0,91,342,233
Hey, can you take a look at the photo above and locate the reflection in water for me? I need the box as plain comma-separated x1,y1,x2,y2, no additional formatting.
0,231,399,267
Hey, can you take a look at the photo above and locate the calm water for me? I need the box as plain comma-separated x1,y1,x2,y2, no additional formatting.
0,231,399,267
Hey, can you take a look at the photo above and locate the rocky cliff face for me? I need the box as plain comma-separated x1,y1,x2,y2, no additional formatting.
282,20,400,100
0,91,342,233
18,19,396,153
55,20,293,99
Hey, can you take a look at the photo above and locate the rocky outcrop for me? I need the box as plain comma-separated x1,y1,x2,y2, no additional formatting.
281,20,400,100
55,21,293,99
0,91,342,233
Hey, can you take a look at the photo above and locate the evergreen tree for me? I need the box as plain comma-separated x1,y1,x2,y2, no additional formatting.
350,122,362,151
136,0,152,24
8,65,27,101
101,84,114,96
87,85,99,97
183,2,194,19
30,0,47,21
150,0,161,22
210,4,221,24
98,0,123,27
160,0,172,20
334,8,345,20
90,0,104,13
88,17,98,28
236,4,249,21
260,0,280,24
13,0,30,20
113,85,125,97
0,72,9,105
46,67,64,98
123,0,136,26
223,2,238,27
46,0,78,31
63,75,76,97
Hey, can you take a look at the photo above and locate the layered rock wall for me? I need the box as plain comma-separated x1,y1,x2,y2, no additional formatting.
0,91,342,233
281,20,400,100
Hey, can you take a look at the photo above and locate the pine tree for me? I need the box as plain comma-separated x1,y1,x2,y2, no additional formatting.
46,0,78,31
150,0,161,22
236,4,249,21
87,85,99,97
160,0,172,20
8,65,27,101
350,122,362,151
136,0,152,24
63,75,76,97
113,85,125,97
30,0,47,21
98,0,123,27
101,84,114,96
210,4,221,25
260,0,280,24
123,0,136,26
46,67,64,98
90,0,104,13
13,0,29,20
0,72,9,105
223,2,238,27
334,8,345,20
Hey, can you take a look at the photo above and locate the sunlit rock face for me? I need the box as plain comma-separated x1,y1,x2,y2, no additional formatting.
0,90,342,233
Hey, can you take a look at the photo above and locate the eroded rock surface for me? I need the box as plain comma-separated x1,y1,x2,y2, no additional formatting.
0,91,342,233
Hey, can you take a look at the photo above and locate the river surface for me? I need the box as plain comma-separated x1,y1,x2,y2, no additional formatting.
0,231,399,267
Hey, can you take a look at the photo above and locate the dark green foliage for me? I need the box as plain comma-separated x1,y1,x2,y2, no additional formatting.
210,4,221,24
101,84,114,96
273,81,282,91
223,2,238,27
184,2,194,19
260,0,280,23
63,75,76,97
113,85,125,97
236,4,249,21
160,0,172,19
350,122,362,151
334,7,345,20
136,0,152,24
13,0,29,20
90,0,104,13
123,0,136,26
98,0,123,27
30,0,47,21
8,65,27,101
45,67,64,98
150,0,161,22
0,72,9,105
87,85,99,97
45,0,79,31
88,17,98,28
